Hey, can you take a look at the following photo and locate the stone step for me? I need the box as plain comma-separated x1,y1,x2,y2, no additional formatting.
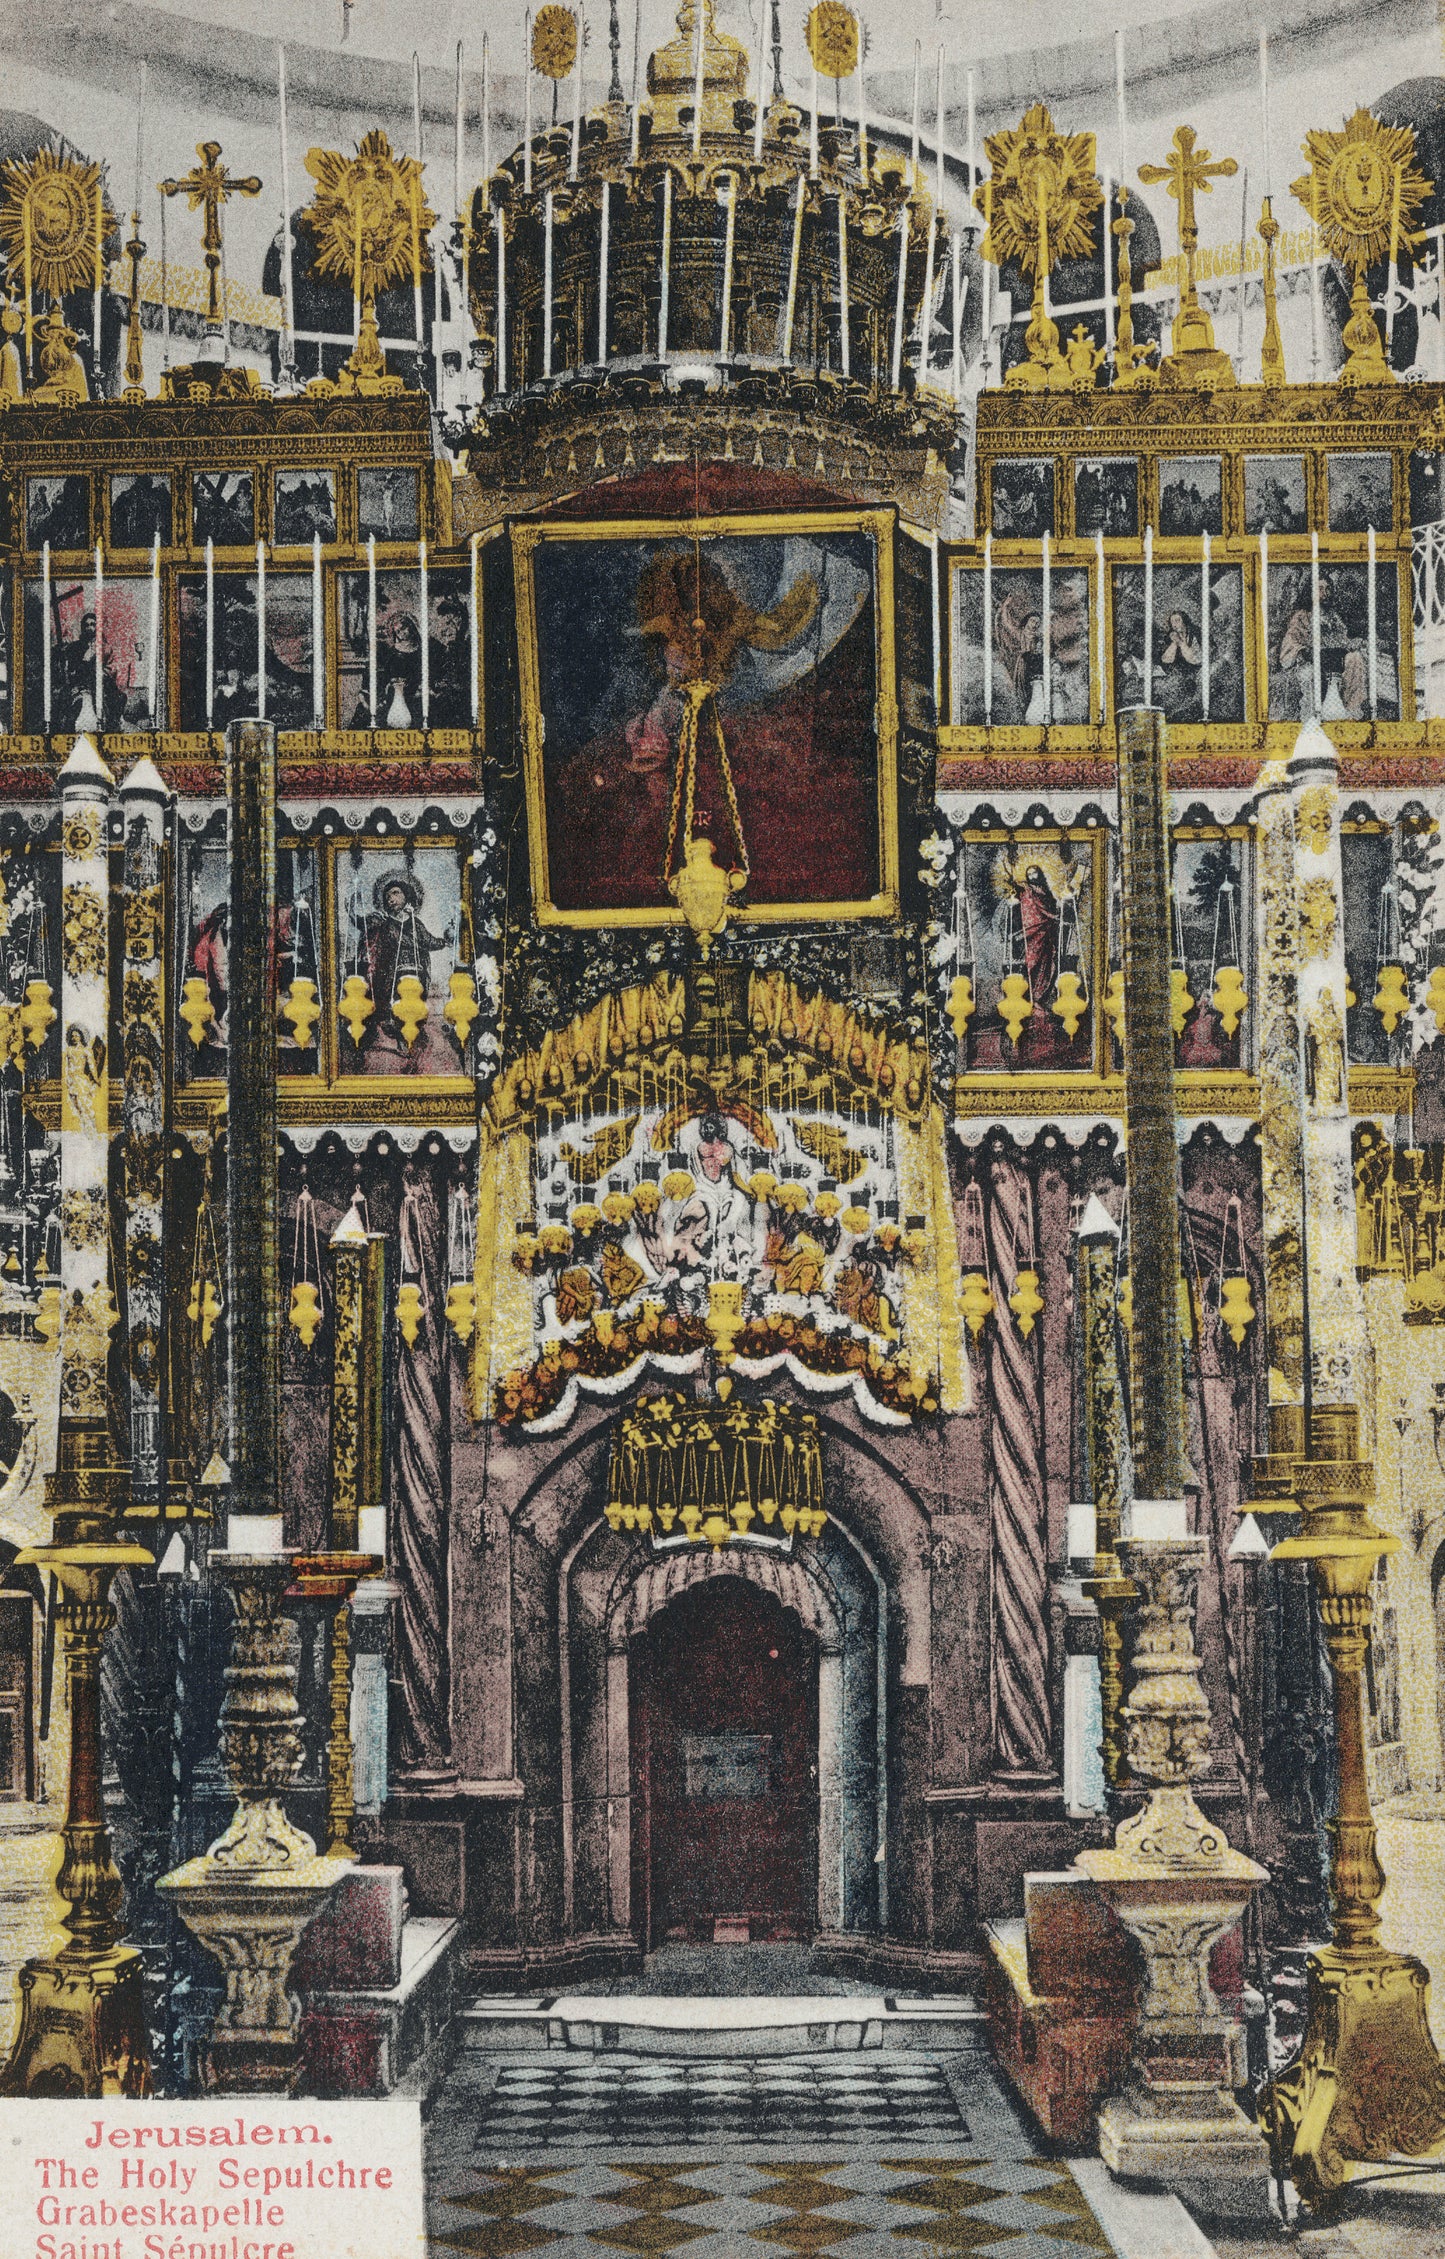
459,1991,985,2057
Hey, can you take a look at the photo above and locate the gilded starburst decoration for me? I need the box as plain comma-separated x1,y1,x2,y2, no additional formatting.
1292,108,1430,278
976,105,1102,279
532,4,579,80
0,147,116,301
806,1,859,79
301,130,436,304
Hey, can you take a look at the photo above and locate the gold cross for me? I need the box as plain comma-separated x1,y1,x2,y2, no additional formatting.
1138,125,1237,298
160,140,262,329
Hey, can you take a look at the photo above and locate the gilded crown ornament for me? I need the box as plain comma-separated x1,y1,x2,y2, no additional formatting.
0,146,115,302
1292,109,1429,384
977,106,1101,392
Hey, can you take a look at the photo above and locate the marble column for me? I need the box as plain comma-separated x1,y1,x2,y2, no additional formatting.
985,1150,1052,1779
118,757,169,1501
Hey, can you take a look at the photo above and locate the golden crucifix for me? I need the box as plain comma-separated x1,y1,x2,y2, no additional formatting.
160,141,262,329
1137,125,1238,386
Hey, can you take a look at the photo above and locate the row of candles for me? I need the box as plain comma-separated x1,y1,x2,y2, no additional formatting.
973,525,1386,727
35,532,485,734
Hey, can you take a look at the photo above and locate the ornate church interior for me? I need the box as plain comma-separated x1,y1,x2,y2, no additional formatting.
1,0,1445,2241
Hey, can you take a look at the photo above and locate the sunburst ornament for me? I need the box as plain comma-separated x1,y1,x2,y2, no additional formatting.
806,1,859,80
977,106,1101,391
0,147,115,302
532,4,580,79
1293,109,1430,384
302,130,435,308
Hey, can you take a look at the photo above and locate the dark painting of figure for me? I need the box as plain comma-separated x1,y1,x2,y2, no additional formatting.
1158,457,1223,538
528,529,884,914
357,466,420,542
23,577,159,732
1244,455,1306,535
954,566,1092,724
110,474,173,550
27,475,89,551
192,471,255,548
335,850,467,1077
1328,452,1393,535
274,470,336,546
177,573,315,729
1111,563,1245,723
1075,458,1138,538
989,458,1054,538
1265,562,1400,722
954,839,1094,1072
337,568,471,729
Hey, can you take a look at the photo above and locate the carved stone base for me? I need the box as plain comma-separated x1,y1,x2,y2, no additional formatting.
1268,1944,1445,2211
158,1858,350,2096
1098,2086,1274,2219
0,1945,151,2098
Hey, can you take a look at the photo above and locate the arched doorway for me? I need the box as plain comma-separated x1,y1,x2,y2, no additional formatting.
630,1580,818,1947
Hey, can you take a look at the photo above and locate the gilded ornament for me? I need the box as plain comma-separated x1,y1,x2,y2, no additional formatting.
445,1280,478,1346
61,883,105,980
443,970,480,1047
122,970,162,1036
1219,1274,1255,1347
179,976,215,1050
1009,1268,1044,1337
1170,966,1195,1038
946,972,975,1039
59,1186,106,1252
280,978,321,1049
289,1280,322,1348
390,975,429,1048
1292,109,1429,384
1427,964,1445,1033
668,835,746,956
1372,962,1409,1036
997,971,1034,1043
396,1281,424,1347
1102,969,1125,1044
1298,877,1338,960
302,130,435,310
978,106,1101,391
1295,785,1334,855
806,1,859,80
531,4,580,80
338,974,375,1045
0,1005,20,1071
1137,125,1239,383
1211,965,1248,1038
34,1285,60,1345
959,1271,995,1339
1117,1273,1133,1334
19,979,55,1050
159,142,263,331
0,148,115,300
186,1276,222,1345
1051,971,1088,1039
61,810,101,862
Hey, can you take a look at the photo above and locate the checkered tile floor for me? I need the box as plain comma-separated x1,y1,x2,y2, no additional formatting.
425,2049,1115,2257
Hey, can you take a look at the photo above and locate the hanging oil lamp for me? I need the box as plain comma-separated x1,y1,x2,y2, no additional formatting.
1050,879,1090,1041
445,1182,478,1344
288,1167,324,1348
1217,1192,1255,1349
958,1177,994,1339
1372,873,1409,1038
1209,873,1248,1039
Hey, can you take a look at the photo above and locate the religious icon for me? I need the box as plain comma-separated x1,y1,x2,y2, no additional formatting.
273,469,337,547
989,458,1054,538
1074,458,1138,538
191,470,254,547
1244,456,1306,535
1158,456,1223,538
1171,835,1248,1070
515,517,896,923
357,465,420,541
26,474,89,552
1340,825,1399,1068
334,847,469,1078
177,838,229,1079
953,565,1092,725
1327,451,1393,534
953,837,1094,1071
1111,562,1245,723
177,572,315,730
23,576,160,732
337,567,471,730
108,474,172,550
1265,561,1400,722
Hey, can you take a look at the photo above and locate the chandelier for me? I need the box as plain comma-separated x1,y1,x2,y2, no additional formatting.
606,1395,826,1550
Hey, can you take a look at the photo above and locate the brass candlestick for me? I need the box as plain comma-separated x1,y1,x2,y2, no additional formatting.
1258,196,1285,387
287,1553,383,1860
123,211,146,401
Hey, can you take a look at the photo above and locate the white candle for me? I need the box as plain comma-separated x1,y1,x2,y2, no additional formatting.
93,544,104,725
470,532,481,725
951,231,963,398
693,0,706,157
279,46,295,361
1311,526,1322,715
1310,232,1321,377
1095,528,1106,724
543,187,555,376
754,0,767,159
1259,31,1271,202
134,60,146,217
631,0,643,163
483,33,491,203
1368,523,1379,718
891,202,907,389
1103,172,1115,357
966,69,975,225
495,207,507,391
810,64,819,177
571,19,582,179
367,532,378,723
524,12,534,193
920,208,936,384
159,193,170,370
42,540,52,730
722,173,738,356
147,530,160,724
1201,530,1211,723
1042,530,1052,723
910,41,921,189
935,46,945,215
205,536,214,728
311,531,323,727
256,539,267,720
1259,528,1270,719
598,177,610,361
981,183,991,375
836,185,849,375
455,39,464,215
1115,30,1128,181
983,532,993,724
419,537,430,726
1143,524,1154,706
782,175,804,360
412,52,425,346
659,168,672,354
857,59,868,182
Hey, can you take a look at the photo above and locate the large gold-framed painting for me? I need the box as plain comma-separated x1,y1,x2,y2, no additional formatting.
511,508,899,927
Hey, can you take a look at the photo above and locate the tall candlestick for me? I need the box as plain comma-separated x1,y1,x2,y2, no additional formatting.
495,206,507,390
966,69,975,223
455,40,464,215
920,208,936,384
1115,29,1128,181
524,12,534,192
981,180,992,377
543,187,555,376
1095,528,1106,724
659,168,672,354
147,530,160,725
470,533,481,726
93,178,103,388
930,530,941,718
1201,530,1211,723
1041,529,1053,723
1259,529,1270,719
631,0,643,163
419,538,430,727
93,544,104,725
311,532,323,728
133,61,146,218
721,173,738,356
983,532,994,724
1310,527,1322,715
599,176,610,361
1143,524,1154,706
1259,31,1271,202
42,541,52,731
205,537,214,728
483,33,492,202
754,0,767,159
935,45,945,215
782,174,804,360
857,58,868,182
951,231,964,398
367,534,378,724
256,540,267,720
1310,217,1322,376
571,19,582,179
810,64,819,177
836,185,849,375
23,196,33,371
412,53,426,346
891,201,907,389
910,41,921,190
693,0,706,157
1367,523,1378,718
279,47,296,367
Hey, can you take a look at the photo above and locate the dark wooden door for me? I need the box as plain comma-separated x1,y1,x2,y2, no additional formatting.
631,1579,817,1946
0,1591,34,1800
